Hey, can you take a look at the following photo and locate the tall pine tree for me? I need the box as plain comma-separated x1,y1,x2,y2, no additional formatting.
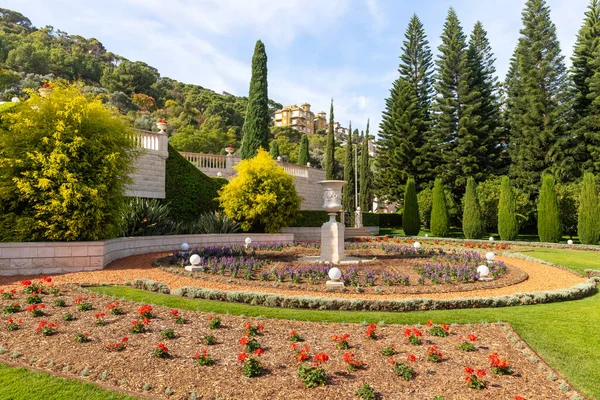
297,134,309,166
467,22,503,175
571,0,600,174
240,40,270,159
376,14,435,198
342,122,355,212
506,0,571,193
325,99,336,180
432,8,488,195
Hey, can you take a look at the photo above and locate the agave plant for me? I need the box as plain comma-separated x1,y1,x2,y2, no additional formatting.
121,198,182,237
183,212,240,234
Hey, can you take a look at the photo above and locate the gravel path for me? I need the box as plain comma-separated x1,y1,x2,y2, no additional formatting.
0,252,586,300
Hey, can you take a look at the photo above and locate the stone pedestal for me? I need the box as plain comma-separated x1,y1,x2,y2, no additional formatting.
184,265,203,272
326,280,344,288
320,213,345,263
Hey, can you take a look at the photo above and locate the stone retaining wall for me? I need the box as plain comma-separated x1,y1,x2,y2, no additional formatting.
0,233,293,277
281,227,379,242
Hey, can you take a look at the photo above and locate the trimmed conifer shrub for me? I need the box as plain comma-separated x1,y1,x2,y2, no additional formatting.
537,175,562,243
462,177,484,239
297,134,309,166
269,141,279,159
402,178,420,235
430,178,449,237
577,172,600,244
497,176,519,240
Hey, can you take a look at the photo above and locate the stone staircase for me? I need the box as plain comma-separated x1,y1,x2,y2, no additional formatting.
344,227,374,238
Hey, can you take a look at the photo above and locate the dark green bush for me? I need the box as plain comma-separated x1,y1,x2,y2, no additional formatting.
378,213,402,227
121,198,182,237
537,175,562,243
462,177,484,239
289,210,330,227
430,179,449,237
403,178,420,235
498,176,519,240
163,144,221,221
183,212,240,234
578,172,600,245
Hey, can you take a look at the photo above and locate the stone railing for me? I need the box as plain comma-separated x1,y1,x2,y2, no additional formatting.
126,129,169,199
180,152,228,170
131,129,168,155
282,163,309,178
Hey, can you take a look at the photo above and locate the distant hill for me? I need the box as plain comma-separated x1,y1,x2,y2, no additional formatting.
0,8,283,154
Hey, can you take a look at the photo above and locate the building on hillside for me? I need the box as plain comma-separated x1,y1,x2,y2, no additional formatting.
368,139,378,157
333,122,350,142
274,103,327,135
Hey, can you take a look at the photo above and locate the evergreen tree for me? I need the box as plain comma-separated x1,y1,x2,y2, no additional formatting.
432,8,488,194
577,172,600,244
506,0,571,192
498,176,519,240
403,177,421,235
325,99,336,179
240,40,270,159
467,22,503,175
342,122,355,212
376,79,423,201
571,0,600,174
430,178,450,237
359,122,372,212
269,140,279,159
297,134,309,166
537,175,563,243
462,177,485,239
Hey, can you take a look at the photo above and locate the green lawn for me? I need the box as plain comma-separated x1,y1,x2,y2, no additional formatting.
518,247,600,275
0,363,138,400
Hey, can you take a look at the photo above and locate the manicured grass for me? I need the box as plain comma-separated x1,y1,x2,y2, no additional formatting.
519,247,600,275
89,285,600,399
0,363,138,400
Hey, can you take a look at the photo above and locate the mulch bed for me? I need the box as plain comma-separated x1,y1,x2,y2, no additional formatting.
0,285,577,399
156,246,529,295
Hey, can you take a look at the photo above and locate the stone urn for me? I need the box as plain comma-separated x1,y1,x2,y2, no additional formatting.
156,120,168,132
318,180,347,263
225,145,235,155
39,88,52,98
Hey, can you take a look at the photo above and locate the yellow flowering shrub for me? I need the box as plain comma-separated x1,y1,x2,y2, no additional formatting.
0,82,138,241
219,149,300,232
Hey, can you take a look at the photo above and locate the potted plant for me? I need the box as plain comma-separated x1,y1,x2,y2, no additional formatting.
39,83,53,97
156,119,168,131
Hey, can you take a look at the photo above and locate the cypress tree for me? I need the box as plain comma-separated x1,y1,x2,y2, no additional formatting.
462,177,484,239
269,141,279,159
506,0,571,193
432,8,488,194
359,122,372,212
430,178,450,237
571,0,600,174
498,176,519,240
297,134,309,166
577,172,600,244
240,40,270,159
537,175,563,243
403,177,421,235
325,99,335,179
342,122,355,212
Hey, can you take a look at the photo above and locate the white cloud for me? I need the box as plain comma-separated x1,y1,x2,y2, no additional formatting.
365,0,387,29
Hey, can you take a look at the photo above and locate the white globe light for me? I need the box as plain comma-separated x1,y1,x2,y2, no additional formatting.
477,265,490,278
485,251,495,261
245,237,252,245
328,267,342,281
181,243,189,251
189,254,201,266
567,239,573,245
489,236,494,241
424,234,429,238
413,242,421,249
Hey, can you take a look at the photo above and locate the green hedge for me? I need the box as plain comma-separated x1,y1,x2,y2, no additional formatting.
379,213,402,227
163,144,221,221
289,210,330,227
362,212,380,227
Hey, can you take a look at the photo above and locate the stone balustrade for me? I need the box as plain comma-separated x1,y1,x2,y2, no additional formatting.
126,129,169,199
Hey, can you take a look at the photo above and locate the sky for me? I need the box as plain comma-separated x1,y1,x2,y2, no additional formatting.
5,0,591,134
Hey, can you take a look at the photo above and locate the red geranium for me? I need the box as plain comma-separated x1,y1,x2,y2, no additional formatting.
20,280,32,286
238,353,248,362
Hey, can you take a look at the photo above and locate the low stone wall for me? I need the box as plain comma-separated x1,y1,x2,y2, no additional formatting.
281,227,379,242
0,233,294,277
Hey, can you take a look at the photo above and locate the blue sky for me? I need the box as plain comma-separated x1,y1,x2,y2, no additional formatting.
6,0,589,133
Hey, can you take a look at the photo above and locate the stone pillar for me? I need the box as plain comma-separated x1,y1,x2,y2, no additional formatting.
355,206,363,228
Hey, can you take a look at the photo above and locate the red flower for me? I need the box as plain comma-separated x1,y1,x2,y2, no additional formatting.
464,366,474,374
94,313,105,318
157,119,167,124
239,337,249,345
476,369,486,377
42,277,52,283
7,318,13,323
467,334,477,341
254,348,264,355
121,337,128,342
170,309,178,315
290,343,297,351
441,324,449,331
313,352,329,364
343,352,354,363
238,353,248,362
20,280,32,286
389,357,395,365
514,397,526,400
426,320,433,326
407,354,417,362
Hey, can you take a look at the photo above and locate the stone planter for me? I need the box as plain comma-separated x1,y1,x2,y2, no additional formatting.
39,88,52,98
318,180,346,213
156,122,168,132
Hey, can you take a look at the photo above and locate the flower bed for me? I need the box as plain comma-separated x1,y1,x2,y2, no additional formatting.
157,244,523,296
0,285,579,399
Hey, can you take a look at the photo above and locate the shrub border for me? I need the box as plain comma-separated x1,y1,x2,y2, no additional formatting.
400,236,600,252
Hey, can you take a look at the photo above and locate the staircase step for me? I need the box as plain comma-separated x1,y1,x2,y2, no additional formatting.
345,227,374,237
